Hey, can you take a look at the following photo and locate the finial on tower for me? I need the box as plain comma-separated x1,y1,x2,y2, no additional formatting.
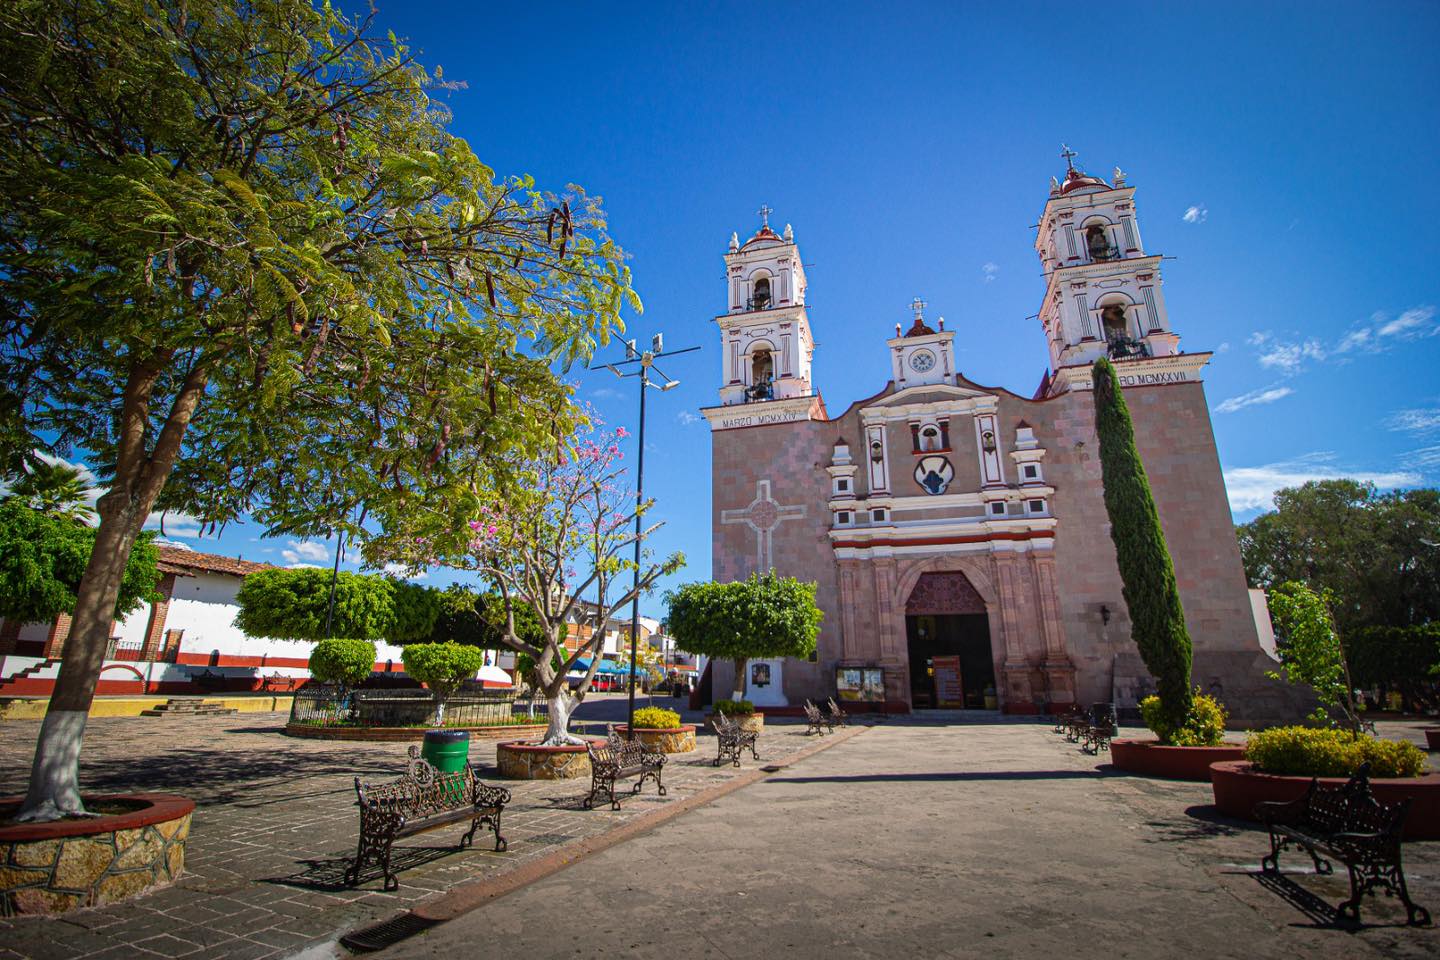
1113,166,1127,186
729,231,739,252
938,316,945,331
757,203,773,229
911,296,927,322
1060,143,1077,172
783,222,793,241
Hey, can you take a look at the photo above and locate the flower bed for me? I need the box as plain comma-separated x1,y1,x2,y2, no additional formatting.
0,793,194,915
1209,761,1440,840
496,739,602,780
613,723,697,754
1108,739,1246,781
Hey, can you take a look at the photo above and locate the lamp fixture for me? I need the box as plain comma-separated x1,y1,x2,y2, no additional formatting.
1100,604,1111,625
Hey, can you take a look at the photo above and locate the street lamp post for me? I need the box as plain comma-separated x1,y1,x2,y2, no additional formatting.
602,334,698,737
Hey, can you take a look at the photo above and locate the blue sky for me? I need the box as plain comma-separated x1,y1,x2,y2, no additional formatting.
134,1,1440,608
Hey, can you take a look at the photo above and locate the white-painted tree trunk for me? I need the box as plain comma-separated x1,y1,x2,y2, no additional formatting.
541,690,584,745
16,711,95,822
433,698,446,727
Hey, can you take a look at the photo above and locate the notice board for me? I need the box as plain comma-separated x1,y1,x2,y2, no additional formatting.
932,655,964,708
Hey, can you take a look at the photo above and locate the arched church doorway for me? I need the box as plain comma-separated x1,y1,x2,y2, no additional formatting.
904,571,997,709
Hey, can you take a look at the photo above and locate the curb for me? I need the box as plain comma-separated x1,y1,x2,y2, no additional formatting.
341,723,867,948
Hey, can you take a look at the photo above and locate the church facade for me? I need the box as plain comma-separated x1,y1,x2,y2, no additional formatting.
703,159,1298,724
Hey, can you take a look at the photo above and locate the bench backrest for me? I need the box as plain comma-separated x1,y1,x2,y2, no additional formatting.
589,731,645,768
355,746,474,819
1089,703,1117,731
1301,764,1407,837
803,701,823,721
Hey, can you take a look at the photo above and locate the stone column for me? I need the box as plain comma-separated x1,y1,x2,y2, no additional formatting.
991,553,1034,709
1032,551,1076,708
872,557,908,706
837,560,861,661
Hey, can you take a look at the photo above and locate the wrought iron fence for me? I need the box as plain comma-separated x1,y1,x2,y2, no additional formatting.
289,685,530,728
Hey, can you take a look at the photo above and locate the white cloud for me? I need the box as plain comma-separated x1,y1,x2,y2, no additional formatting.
145,510,202,538
1388,407,1440,435
153,538,194,551
1214,384,1293,414
677,410,703,426
590,386,623,401
1248,332,1326,374
1182,205,1208,224
281,539,330,565
1223,453,1421,513
1376,306,1439,339
1216,341,1231,354
981,262,999,283
383,562,428,581
1403,445,1440,470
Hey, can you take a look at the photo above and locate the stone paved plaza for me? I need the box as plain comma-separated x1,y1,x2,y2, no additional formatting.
0,696,833,960
1,706,1437,959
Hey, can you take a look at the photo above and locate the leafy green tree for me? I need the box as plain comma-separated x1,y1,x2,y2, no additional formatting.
370,426,684,745
1238,481,1440,634
235,568,437,642
2,461,96,524
0,503,161,623
425,585,545,649
402,641,486,725
1266,581,1360,731
307,638,377,688
1348,623,1440,713
665,572,824,702
0,0,633,819
1092,357,1193,728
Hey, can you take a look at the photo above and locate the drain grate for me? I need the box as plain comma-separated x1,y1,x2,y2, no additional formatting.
340,912,441,953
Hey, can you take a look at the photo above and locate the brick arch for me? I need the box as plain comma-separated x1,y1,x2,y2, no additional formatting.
893,554,998,611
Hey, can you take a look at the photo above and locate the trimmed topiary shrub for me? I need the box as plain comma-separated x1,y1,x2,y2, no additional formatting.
402,641,487,725
631,706,682,729
1140,689,1228,746
1245,726,1428,779
713,699,755,716
308,638,377,687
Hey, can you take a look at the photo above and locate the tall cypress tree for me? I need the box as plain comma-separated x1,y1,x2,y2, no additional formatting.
1093,358,1193,727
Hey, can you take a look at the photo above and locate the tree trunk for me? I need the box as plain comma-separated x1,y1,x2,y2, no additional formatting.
541,689,583,746
17,506,147,821
731,657,747,702
433,696,446,727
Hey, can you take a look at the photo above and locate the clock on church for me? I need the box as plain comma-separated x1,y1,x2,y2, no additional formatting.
909,350,936,372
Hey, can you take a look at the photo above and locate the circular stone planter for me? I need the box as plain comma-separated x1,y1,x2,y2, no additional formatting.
1425,728,1440,752
496,739,601,780
0,793,194,915
612,724,697,754
284,722,547,741
1210,761,1440,841
705,713,764,735
1109,739,1246,781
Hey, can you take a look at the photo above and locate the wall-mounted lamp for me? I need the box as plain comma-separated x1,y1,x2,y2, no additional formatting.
1100,604,1111,625
981,430,997,453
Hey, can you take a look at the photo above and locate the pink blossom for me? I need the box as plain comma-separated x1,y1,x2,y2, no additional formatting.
615,427,629,438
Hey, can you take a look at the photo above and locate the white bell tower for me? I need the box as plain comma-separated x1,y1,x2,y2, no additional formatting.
713,206,815,407
1034,148,1210,396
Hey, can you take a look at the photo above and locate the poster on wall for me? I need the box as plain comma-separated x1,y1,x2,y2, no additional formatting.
750,662,771,688
836,667,885,702
932,655,964,708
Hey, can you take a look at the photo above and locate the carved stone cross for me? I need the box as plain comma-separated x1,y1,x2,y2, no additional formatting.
720,479,806,573
910,296,927,321
757,203,773,228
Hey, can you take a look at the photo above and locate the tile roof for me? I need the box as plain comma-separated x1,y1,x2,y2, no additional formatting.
155,545,272,578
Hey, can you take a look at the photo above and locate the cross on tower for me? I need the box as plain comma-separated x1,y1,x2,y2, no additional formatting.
1060,143,1077,171
757,203,773,228
720,479,806,573
911,297,927,321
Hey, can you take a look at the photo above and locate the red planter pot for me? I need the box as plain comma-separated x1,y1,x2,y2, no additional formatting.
1209,761,1440,841
1108,739,1246,781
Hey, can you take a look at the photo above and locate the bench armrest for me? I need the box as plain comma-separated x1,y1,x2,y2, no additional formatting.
473,783,511,808
1253,792,1313,825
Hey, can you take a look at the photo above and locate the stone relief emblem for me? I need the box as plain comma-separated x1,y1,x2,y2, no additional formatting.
914,456,954,495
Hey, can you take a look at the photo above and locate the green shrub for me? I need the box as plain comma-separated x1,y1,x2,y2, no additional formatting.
1140,689,1228,746
712,699,755,715
308,638,377,687
1245,726,1428,779
631,706,681,729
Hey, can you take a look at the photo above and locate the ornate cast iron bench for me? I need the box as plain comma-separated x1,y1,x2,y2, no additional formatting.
1076,703,1117,754
803,700,833,736
826,697,850,728
712,711,760,767
347,746,510,891
1054,703,1085,736
584,730,666,811
1256,763,1430,926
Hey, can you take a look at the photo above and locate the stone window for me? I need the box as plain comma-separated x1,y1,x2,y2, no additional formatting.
989,501,1006,517
871,508,887,523
1022,464,1039,480
1028,499,1046,514
751,276,772,310
836,511,852,525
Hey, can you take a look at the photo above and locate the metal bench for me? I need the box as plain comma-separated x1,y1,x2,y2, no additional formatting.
1075,702,1117,754
584,730,666,810
1257,763,1430,926
712,710,760,767
826,697,850,728
803,700,833,736
346,746,510,891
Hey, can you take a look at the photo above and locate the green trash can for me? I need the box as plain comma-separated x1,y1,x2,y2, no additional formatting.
420,729,470,773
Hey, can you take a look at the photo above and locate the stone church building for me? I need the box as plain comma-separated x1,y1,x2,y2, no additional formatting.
703,158,1296,723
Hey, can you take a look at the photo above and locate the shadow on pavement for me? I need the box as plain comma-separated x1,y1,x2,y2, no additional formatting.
764,769,1122,784
265,846,456,891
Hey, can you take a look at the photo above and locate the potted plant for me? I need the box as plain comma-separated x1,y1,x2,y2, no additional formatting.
1109,688,1246,780
706,699,763,734
1210,725,1437,839
614,706,696,753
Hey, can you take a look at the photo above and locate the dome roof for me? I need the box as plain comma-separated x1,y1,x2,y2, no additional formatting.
741,225,783,249
1059,166,1111,196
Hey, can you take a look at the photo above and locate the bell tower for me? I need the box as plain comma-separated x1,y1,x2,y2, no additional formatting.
713,206,814,407
1035,148,1210,396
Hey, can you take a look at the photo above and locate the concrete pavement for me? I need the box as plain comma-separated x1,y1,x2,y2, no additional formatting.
381,719,1440,960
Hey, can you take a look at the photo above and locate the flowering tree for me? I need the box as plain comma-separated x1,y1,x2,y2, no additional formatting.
371,426,684,744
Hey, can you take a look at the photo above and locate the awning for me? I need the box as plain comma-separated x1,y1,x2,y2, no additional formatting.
477,664,513,686
569,658,631,676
